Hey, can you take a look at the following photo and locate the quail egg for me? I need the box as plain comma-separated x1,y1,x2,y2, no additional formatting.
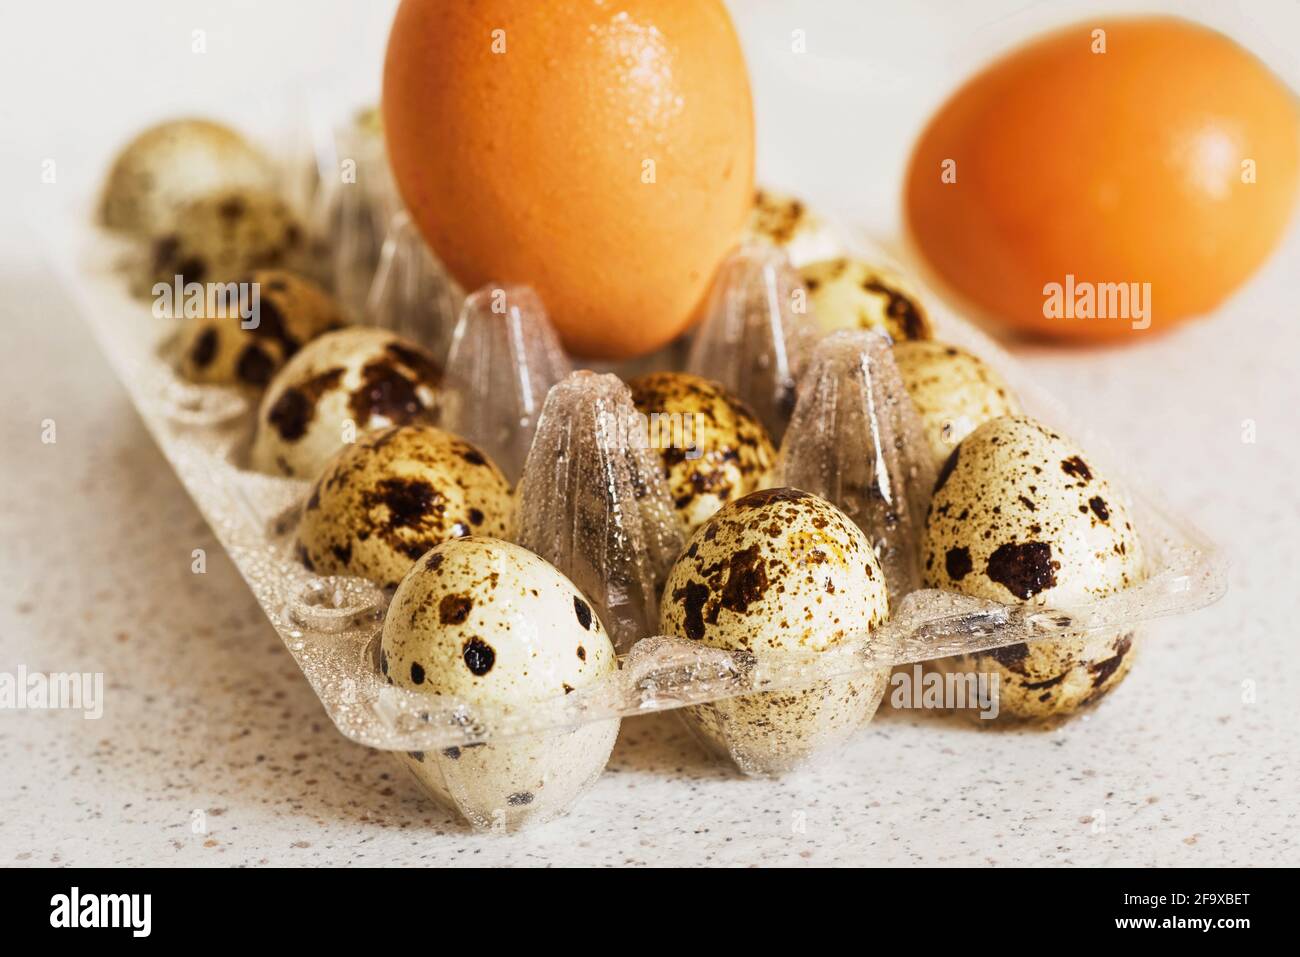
628,372,775,537
894,340,1021,468
743,188,844,266
801,257,932,342
139,189,306,295
382,537,619,829
177,270,348,387
921,416,1145,718
250,327,441,479
660,487,890,774
99,119,274,237
296,425,512,589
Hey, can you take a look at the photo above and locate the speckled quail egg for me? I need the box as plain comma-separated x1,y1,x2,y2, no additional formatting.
743,188,844,266
894,340,1021,468
801,257,933,343
382,537,619,829
628,372,776,537
296,425,512,589
250,327,441,479
138,189,306,295
921,416,1146,718
177,270,348,387
100,119,274,237
660,487,890,774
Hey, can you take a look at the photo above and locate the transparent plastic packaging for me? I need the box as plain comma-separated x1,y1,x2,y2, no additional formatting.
319,110,399,317
439,285,572,483
683,665,891,777
515,371,684,652
776,330,937,600
364,210,463,360
686,245,820,442
44,181,1228,830
258,96,405,314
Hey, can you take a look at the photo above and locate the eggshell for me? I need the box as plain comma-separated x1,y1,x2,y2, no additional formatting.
921,416,1145,717
250,327,441,479
743,188,844,266
894,340,1020,468
382,537,619,828
100,119,273,237
659,487,890,774
383,0,755,359
296,425,512,589
905,17,1300,340
628,372,775,537
139,189,307,296
178,270,348,387
801,257,933,342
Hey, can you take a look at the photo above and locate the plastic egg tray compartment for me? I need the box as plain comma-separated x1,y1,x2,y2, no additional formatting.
42,185,1228,833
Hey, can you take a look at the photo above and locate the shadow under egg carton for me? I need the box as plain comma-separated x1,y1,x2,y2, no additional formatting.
43,193,1228,832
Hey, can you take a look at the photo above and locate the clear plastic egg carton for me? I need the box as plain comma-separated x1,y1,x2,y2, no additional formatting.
42,153,1227,832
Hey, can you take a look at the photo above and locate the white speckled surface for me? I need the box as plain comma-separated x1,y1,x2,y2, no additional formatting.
2,0,1299,867
3,229,1297,865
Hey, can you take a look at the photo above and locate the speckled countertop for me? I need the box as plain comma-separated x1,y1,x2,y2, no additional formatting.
2,0,1299,868
2,225,1298,866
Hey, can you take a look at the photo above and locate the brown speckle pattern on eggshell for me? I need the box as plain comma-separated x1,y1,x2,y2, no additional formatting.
659,487,890,773
381,537,619,828
742,188,843,265
139,188,306,295
250,327,442,479
295,425,512,589
801,257,932,343
178,269,348,387
100,119,273,237
894,340,1021,467
628,371,776,537
921,416,1146,717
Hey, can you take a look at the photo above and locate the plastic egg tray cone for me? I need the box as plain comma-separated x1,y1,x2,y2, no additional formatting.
687,245,819,442
777,330,937,601
515,370,684,653
41,161,1228,830
441,285,572,484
